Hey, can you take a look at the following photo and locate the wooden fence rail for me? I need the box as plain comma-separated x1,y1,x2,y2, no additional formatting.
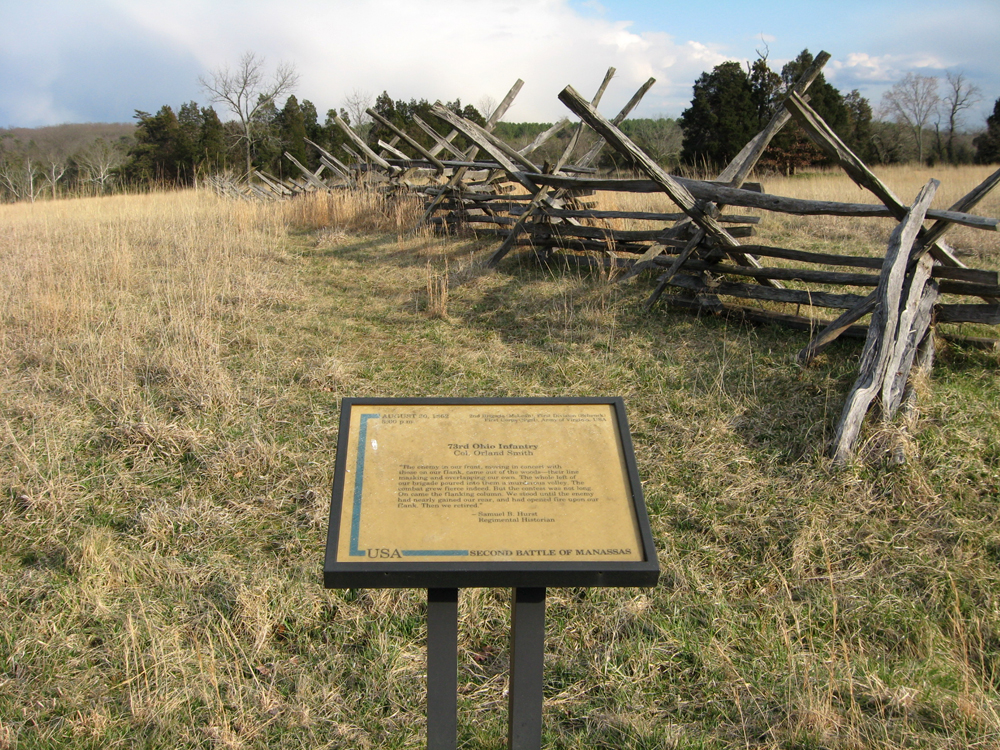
228,56,999,463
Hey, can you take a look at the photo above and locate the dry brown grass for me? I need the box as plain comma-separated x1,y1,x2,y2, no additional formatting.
1,170,999,749
597,164,1000,265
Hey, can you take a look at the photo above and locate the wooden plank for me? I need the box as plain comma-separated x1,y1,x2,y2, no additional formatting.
720,51,831,187
283,152,328,190
486,71,626,266
377,139,410,161
785,91,970,272
576,77,658,169
333,114,395,172
515,236,652,255
433,107,542,175
727,246,998,285
518,119,571,156
657,272,867,309
424,79,524,159
663,295,872,339
934,304,1000,324
412,115,467,160
254,170,292,196
524,173,998,229
797,164,1000,361
368,108,447,174
917,164,1000,251
429,105,538,188
647,231,704,303
882,256,938,420
533,223,755,243
660,258,880,287
419,80,524,224
556,86,757,262
511,207,760,223
831,180,939,465
306,139,355,182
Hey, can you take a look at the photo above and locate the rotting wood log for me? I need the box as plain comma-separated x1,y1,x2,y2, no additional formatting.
831,179,939,465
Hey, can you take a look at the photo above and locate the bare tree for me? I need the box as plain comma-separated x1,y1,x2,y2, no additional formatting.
342,88,373,138
41,157,66,200
0,137,42,203
881,72,940,163
941,70,981,162
77,137,126,194
478,94,498,123
199,52,299,178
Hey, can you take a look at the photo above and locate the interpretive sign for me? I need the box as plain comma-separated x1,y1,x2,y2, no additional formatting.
324,397,658,588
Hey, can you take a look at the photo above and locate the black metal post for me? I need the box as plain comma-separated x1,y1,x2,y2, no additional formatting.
507,587,546,750
427,588,459,750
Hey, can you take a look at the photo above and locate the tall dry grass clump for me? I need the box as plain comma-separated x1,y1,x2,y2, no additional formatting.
279,184,423,235
2,190,294,416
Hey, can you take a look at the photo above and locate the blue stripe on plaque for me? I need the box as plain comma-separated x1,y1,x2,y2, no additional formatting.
349,413,379,556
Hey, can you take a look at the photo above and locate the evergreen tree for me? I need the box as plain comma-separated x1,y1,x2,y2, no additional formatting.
843,89,876,161
198,106,228,172
763,49,853,173
278,94,309,169
300,99,323,169
126,106,182,184
250,95,281,173
679,61,763,168
974,98,1000,164
176,101,202,182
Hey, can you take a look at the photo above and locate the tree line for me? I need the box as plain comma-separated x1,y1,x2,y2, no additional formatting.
678,49,994,174
2,50,998,203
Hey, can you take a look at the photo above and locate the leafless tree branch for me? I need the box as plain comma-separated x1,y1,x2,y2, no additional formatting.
200,51,299,179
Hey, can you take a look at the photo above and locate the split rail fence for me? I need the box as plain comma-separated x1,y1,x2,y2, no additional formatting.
223,53,1000,463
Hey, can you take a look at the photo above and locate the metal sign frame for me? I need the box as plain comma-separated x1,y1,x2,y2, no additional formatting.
324,397,659,589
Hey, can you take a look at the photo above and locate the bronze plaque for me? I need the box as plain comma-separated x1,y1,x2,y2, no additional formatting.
324,398,658,588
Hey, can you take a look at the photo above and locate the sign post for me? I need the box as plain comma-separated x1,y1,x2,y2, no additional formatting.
324,397,658,749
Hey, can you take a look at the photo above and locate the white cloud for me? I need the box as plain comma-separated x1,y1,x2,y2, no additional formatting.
105,0,734,122
830,51,955,89
829,53,900,83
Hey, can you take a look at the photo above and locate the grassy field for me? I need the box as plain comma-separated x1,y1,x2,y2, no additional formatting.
1,166,999,749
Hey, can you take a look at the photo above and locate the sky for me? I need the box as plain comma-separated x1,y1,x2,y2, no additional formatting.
2,0,998,130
